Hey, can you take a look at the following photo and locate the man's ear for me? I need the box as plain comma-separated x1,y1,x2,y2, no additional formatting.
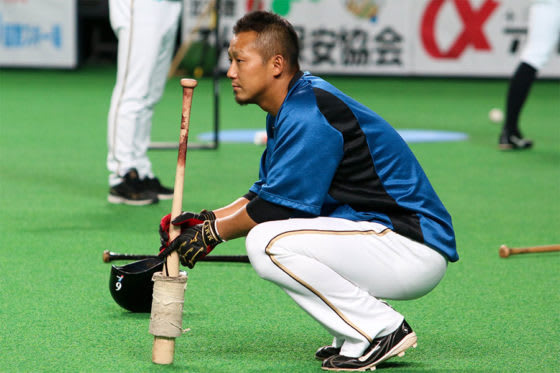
271,55,286,77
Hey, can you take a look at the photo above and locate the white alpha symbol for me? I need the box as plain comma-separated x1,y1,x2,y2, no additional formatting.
115,275,124,291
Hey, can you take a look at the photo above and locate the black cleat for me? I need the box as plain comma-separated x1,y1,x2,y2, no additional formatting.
143,176,174,200
315,346,342,361
499,131,533,150
321,320,417,371
108,169,158,206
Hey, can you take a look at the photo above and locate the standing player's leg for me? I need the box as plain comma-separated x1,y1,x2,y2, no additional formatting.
107,0,157,204
500,62,536,149
500,1,560,150
107,0,181,204
246,217,447,370
133,0,182,200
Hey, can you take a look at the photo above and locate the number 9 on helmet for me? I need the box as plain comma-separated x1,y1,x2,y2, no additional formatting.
109,257,187,313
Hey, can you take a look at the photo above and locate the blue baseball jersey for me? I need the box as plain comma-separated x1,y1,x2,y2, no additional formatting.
249,72,458,262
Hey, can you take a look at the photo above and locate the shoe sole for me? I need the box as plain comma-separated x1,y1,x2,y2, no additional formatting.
157,194,174,200
498,143,513,150
498,144,532,151
322,332,417,372
108,194,158,206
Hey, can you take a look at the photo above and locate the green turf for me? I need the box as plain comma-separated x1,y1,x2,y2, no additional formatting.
0,66,559,372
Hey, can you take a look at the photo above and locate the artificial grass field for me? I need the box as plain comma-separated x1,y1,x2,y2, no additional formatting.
0,66,559,372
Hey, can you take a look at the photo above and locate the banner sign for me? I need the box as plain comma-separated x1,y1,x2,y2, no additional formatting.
182,0,559,77
0,0,77,68
412,0,559,77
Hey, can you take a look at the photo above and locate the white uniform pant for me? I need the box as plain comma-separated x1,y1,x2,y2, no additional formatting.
521,0,560,70
246,217,447,358
107,0,182,186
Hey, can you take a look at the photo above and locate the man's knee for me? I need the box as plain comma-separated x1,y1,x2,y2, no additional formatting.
246,222,273,277
246,221,287,280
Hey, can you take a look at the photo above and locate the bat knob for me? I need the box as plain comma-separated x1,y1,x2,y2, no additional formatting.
499,245,510,258
180,79,198,89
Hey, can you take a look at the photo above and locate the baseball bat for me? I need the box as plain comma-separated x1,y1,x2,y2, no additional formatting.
152,79,197,365
102,250,249,263
499,244,560,258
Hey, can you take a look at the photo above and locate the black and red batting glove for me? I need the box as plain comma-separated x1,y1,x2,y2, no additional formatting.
159,220,223,268
158,209,216,249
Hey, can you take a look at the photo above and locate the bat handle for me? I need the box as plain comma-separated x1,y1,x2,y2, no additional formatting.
165,79,198,278
499,244,560,258
152,78,198,366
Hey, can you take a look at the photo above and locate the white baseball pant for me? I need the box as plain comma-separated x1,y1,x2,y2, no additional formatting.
107,0,182,186
521,0,560,70
246,217,447,358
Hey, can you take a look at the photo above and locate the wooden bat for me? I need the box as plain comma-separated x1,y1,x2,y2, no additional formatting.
499,244,560,258
151,79,197,365
102,250,249,263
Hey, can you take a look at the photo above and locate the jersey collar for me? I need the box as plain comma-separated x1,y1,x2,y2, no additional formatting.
288,70,304,92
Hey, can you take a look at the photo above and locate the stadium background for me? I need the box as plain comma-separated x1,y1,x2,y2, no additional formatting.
1,0,559,372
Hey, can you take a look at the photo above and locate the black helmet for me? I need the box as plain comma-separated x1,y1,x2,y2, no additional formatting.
109,257,164,313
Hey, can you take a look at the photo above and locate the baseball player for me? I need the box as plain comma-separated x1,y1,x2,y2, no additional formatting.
499,0,560,150
107,0,182,205
159,11,458,371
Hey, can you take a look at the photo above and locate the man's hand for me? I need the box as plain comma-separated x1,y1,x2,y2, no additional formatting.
159,209,216,247
159,220,223,268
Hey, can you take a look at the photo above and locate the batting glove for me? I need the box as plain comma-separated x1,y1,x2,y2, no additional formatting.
159,220,223,268
158,209,216,248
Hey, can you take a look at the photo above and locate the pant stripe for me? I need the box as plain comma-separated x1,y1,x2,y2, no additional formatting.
109,0,135,176
264,228,391,344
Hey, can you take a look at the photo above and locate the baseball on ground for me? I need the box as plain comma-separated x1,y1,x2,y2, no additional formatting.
488,108,504,123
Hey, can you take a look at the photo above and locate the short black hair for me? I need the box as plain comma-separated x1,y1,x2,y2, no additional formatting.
233,11,300,72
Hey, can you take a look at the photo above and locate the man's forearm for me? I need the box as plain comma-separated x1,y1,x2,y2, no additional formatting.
215,205,258,240
212,197,251,219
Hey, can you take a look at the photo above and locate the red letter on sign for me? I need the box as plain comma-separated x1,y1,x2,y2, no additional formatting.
421,0,499,59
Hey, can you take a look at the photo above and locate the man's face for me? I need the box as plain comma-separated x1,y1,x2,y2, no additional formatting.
227,31,273,106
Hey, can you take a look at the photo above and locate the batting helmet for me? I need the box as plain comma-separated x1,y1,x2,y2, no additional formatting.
109,257,164,313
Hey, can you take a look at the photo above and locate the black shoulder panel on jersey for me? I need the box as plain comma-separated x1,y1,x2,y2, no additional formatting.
246,196,294,224
312,87,423,244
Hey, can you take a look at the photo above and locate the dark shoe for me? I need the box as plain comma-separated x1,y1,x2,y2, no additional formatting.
499,131,533,150
108,169,158,206
315,346,342,361
321,320,417,371
143,177,174,200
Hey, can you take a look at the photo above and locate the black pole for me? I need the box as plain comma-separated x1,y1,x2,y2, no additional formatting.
212,0,221,149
